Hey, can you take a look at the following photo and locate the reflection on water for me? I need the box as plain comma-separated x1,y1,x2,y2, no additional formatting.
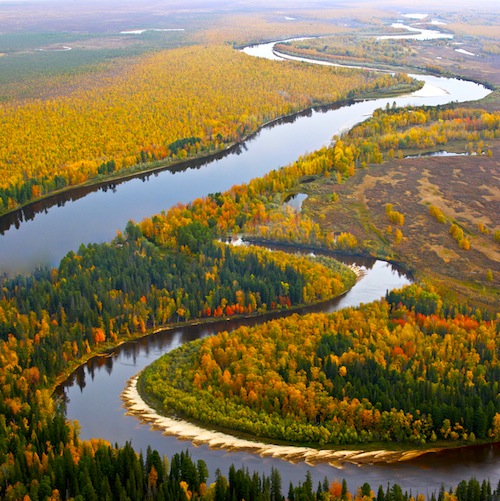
0,100,358,274
0,100,340,241
0,36,490,274
284,193,308,211
8,32,499,492
57,256,500,491
405,150,475,158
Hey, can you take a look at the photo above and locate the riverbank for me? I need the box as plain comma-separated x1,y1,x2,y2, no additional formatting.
63,256,500,490
54,260,363,390
121,373,437,467
0,79,419,227
0,46,489,276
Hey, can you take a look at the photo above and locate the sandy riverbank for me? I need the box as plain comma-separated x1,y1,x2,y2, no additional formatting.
121,373,438,467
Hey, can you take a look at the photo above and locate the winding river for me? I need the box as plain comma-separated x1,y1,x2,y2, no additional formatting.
4,33,498,492
58,257,500,492
0,37,490,275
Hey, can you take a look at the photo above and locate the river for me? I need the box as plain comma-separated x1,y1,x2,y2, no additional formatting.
57,256,500,492
7,33,499,492
0,37,490,275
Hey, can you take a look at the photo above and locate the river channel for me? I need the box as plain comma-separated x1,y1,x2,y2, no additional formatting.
58,256,500,492
6,34,499,492
0,36,490,275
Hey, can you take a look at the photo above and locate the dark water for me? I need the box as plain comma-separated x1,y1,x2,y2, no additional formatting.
58,258,500,492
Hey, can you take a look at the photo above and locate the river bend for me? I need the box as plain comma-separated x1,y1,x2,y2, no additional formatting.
0,38,490,275
5,34,496,490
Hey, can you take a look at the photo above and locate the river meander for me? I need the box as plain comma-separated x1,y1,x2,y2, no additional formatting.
6,35,498,491
57,257,500,491
0,39,490,275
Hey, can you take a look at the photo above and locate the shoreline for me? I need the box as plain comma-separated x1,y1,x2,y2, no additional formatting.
54,260,364,390
0,98,355,226
0,72,424,230
118,262,424,469
121,373,438,467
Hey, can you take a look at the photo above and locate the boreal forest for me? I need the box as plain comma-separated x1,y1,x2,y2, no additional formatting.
0,0,499,499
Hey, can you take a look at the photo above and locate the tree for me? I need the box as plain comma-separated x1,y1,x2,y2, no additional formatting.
271,467,283,501
214,468,228,501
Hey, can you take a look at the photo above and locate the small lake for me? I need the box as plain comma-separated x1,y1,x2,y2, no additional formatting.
284,192,308,211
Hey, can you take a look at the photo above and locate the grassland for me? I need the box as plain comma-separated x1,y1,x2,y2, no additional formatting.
0,3,497,493
255,5,500,311
0,1,497,300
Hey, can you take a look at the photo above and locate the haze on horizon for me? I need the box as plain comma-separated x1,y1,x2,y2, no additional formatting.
0,0,497,36
1,0,498,15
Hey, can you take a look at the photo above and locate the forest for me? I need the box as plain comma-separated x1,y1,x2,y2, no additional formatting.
0,44,416,214
0,99,497,499
0,0,499,498
140,285,500,446
0,438,498,500
0,90,498,501
274,36,421,73
0,222,355,379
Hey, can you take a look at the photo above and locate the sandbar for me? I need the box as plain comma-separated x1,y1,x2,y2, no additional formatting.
121,374,438,467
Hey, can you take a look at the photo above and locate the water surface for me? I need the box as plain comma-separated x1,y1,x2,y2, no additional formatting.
59,257,500,491
7,33,499,492
0,71,489,274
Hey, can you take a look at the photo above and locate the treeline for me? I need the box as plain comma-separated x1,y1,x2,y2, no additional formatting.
141,285,499,446
2,432,500,501
0,221,354,380
135,105,500,257
0,43,415,214
285,475,499,501
0,110,358,497
347,106,500,159
275,35,420,71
